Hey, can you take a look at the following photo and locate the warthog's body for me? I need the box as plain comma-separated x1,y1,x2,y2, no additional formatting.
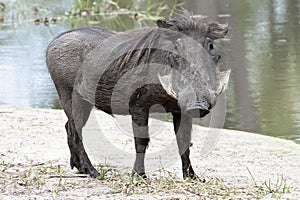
46,12,229,179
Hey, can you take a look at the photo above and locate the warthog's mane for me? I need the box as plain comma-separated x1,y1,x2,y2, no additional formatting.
114,11,229,71
116,28,161,70
162,10,229,39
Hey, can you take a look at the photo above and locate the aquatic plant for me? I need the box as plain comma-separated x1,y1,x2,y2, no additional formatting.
67,0,183,30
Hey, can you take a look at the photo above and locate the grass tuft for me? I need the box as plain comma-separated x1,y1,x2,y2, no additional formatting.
247,167,291,199
0,159,293,199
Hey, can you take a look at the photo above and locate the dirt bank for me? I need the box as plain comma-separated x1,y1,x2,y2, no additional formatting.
0,108,299,199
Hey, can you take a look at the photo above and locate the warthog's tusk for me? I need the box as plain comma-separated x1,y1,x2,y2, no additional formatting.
216,69,231,95
158,73,178,99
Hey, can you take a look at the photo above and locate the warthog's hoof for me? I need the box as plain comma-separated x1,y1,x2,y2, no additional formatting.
132,171,147,179
184,173,205,183
78,165,100,178
70,154,100,178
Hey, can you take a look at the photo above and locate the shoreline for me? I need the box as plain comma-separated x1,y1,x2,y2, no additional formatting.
0,108,299,199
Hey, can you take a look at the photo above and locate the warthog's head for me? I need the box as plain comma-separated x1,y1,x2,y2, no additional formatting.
157,13,230,117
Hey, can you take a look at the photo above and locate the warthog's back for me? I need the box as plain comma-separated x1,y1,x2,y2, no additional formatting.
46,27,115,90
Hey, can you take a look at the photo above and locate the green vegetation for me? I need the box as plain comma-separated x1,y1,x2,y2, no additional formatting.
247,167,291,199
71,0,180,18
68,0,183,30
11,0,182,30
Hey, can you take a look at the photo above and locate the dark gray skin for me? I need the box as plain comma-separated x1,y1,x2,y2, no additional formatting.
46,13,229,179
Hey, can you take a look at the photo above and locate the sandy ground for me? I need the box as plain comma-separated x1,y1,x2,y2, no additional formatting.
0,108,299,199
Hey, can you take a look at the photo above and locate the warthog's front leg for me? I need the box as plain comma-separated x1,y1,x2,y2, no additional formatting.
172,112,197,179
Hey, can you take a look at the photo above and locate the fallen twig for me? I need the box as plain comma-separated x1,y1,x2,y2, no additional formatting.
46,174,89,179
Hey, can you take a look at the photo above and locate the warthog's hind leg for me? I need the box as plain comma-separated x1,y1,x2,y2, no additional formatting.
65,95,100,178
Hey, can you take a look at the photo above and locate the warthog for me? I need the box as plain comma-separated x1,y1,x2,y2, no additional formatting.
46,12,230,179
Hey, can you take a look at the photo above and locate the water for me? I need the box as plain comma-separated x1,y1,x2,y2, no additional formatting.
187,0,300,142
0,0,299,143
0,0,73,108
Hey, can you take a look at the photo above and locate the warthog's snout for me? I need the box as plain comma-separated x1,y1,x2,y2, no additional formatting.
185,100,211,118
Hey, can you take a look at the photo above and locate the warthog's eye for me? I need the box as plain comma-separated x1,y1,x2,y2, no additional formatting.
209,42,214,50
204,37,221,64
205,37,214,51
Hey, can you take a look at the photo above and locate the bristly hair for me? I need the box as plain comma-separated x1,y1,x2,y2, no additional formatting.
115,9,229,70
158,9,229,39
115,28,161,70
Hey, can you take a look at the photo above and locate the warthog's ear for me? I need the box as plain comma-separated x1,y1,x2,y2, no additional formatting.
207,22,229,39
216,69,231,95
156,19,178,31
158,73,178,99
